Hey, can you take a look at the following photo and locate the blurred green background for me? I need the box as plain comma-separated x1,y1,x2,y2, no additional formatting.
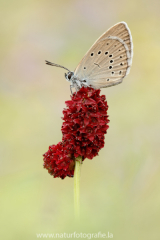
1,0,160,239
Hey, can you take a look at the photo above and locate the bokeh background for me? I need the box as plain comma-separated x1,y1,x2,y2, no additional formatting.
1,0,160,239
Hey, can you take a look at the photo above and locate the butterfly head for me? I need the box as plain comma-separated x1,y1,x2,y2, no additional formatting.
65,71,74,82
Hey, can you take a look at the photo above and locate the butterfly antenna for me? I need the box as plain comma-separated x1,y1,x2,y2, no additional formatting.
45,60,71,72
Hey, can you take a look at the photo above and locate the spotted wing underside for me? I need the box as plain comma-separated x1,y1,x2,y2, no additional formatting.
74,22,133,88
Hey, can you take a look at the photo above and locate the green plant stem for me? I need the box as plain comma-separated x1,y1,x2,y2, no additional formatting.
74,156,82,219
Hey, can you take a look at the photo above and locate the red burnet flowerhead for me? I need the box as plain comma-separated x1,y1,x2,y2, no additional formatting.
43,141,75,179
62,86,109,160
43,86,109,179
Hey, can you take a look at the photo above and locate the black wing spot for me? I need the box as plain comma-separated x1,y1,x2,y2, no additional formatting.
119,49,121,51
84,67,86,69
110,60,113,63
109,54,112,57
107,43,109,45
119,71,122,75
98,51,101,54
109,66,112,69
105,51,108,55
107,79,110,81
91,53,94,56
120,63,123,66
120,56,123,58
112,72,114,75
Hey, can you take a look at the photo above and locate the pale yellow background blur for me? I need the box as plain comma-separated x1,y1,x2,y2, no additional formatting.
1,1,160,239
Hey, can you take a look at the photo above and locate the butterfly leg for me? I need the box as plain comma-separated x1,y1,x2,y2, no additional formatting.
70,84,78,95
70,84,74,95
70,81,82,95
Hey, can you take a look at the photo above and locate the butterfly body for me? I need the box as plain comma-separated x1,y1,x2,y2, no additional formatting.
65,71,88,93
46,22,133,93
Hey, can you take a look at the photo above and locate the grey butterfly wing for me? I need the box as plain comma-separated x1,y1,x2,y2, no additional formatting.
74,22,133,89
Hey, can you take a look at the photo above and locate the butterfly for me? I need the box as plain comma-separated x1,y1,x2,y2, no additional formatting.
46,22,133,94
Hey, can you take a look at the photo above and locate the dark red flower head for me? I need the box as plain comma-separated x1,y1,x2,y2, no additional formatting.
43,142,75,179
43,86,109,179
62,87,109,160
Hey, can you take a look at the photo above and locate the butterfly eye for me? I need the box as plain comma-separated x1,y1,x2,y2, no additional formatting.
91,53,94,56
67,72,72,80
